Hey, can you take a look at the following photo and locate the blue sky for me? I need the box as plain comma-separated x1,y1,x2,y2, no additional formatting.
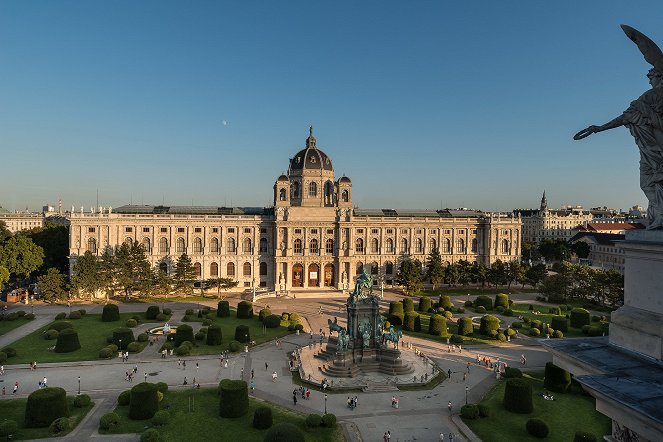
1,1,662,212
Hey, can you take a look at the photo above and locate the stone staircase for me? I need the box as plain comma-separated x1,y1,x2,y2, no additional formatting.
362,382,399,393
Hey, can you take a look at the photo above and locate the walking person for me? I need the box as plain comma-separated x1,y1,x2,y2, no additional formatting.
448,401,453,415
0,365,4,375
265,362,268,371
183,360,186,370
12,382,18,395
42,377,47,387
272,371,277,382
293,392,297,405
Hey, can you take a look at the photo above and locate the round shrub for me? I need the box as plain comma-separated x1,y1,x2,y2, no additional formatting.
25,387,69,428
477,403,490,418
235,325,250,343
530,319,542,330
503,308,513,316
588,326,603,337
146,306,160,320
418,297,432,312
99,412,120,431
475,295,492,310
74,394,91,408
175,344,191,356
464,300,473,307
0,352,7,363
201,318,212,326
141,428,164,442
0,419,18,437
77,309,86,316
206,325,223,345
488,329,498,338
503,378,533,414
574,431,598,442
219,379,249,418
137,333,148,342
155,313,167,322
479,315,500,335
403,312,418,332
438,295,452,309
475,306,487,314
280,312,290,321
99,347,113,359
102,304,120,322
50,321,74,332
45,329,59,340
504,367,522,378
526,418,549,438
305,413,322,428
264,422,305,442
457,307,465,314
55,329,81,353
161,307,171,316
511,321,523,329
237,301,254,319
461,404,479,419
321,413,337,427
217,301,230,317
553,330,564,338
253,406,273,429
68,310,82,320
428,315,447,336
495,306,505,314
127,341,142,353
264,314,281,328
118,390,131,406
570,308,591,328
113,328,135,349
126,319,138,328
129,382,159,420
529,328,541,337
152,410,170,426
551,316,568,332
258,308,272,322
494,293,509,309
388,313,404,326
106,343,118,353
544,362,571,393
50,416,71,434
497,332,507,342
443,310,453,319
55,312,66,320
195,332,205,341
229,341,241,352
457,317,473,336
450,334,464,344
131,314,141,322
5,312,17,321
175,324,194,347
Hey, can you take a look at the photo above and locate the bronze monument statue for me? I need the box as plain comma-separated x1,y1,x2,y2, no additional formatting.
574,25,663,229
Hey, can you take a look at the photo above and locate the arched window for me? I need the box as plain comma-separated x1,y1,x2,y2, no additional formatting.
386,238,394,254
385,261,394,275
193,237,203,254
325,181,334,205
294,238,302,254
355,238,364,253
341,189,349,202
442,238,450,253
501,239,509,254
142,237,151,253
176,237,186,253
430,238,437,252
371,238,379,253
260,262,267,276
243,238,252,253
159,262,168,273
194,262,201,277
309,181,317,197
356,262,364,275
309,238,319,255
210,238,219,253
279,188,287,201
87,237,97,254
159,237,168,254
243,262,251,276
456,238,465,254
472,238,478,253
416,238,423,254
400,238,408,254
124,237,133,245
292,181,300,198
259,238,268,253
210,262,218,277
325,238,334,254
227,262,235,277
227,238,236,253
371,262,379,275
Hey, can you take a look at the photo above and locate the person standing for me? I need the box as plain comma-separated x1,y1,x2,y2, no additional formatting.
293,392,297,405
439,432,444,441
42,377,47,387
448,401,452,415
12,382,18,395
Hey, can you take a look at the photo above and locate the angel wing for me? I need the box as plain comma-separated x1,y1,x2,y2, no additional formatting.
621,24,663,72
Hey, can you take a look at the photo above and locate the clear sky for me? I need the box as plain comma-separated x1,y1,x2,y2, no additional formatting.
1,1,662,212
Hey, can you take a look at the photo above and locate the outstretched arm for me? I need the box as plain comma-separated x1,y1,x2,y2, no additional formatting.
573,115,625,140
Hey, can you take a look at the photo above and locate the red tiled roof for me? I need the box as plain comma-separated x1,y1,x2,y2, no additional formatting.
573,223,645,232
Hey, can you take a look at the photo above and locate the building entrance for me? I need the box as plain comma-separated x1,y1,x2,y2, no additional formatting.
292,264,303,288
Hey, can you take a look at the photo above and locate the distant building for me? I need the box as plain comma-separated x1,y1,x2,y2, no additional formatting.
572,221,645,235
569,231,631,274
0,207,44,233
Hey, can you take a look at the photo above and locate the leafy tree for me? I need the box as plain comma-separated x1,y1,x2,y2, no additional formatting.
0,235,44,282
457,260,474,286
71,251,104,299
154,269,173,297
444,263,460,287
475,263,489,288
114,242,152,298
98,247,116,299
507,261,526,288
207,277,238,298
0,265,9,290
23,222,69,274
397,259,423,295
174,254,196,296
540,273,572,303
37,267,68,302
425,248,444,290
570,241,591,259
538,239,571,262
521,241,541,262
525,263,547,287
0,221,11,244
488,260,508,287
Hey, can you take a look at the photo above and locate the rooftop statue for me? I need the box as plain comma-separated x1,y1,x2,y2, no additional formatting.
574,25,663,229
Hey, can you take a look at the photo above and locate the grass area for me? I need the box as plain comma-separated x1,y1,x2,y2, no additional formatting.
463,371,611,442
103,387,344,441
507,304,593,339
0,396,94,440
419,288,537,297
122,295,220,303
5,312,162,363
0,315,34,336
401,312,495,346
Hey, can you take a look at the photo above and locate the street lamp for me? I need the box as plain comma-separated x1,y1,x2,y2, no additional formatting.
144,372,147,383
465,386,469,405
78,376,81,395
119,339,122,351
324,394,328,414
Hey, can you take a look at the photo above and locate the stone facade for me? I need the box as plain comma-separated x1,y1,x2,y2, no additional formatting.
0,210,44,233
68,130,522,291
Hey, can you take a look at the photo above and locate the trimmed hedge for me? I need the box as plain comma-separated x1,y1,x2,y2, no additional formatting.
389,301,404,316
0,419,18,437
99,412,120,431
551,316,568,332
474,295,492,310
403,312,419,332
321,413,337,427
127,342,142,353
129,383,159,420
388,313,404,327
503,367,522,378
25,387,69,428
305,413,322,428
264,315,281,328
428,315,447,336
217,301,230,317
570,308,591,328
50,321,74,332
418,297,432,312
503,378,533,414
402,298,414,313
175,324,194,347
141,428,164,442
101,304,120,322
55,329,81,353
461,404,479,419
50,417,71,434
68,310,82,320
237,301,254,319
457,317,474,336
219,379,249,418
479,315,500,335
258,308,272,322
544,362,571,393
206,325,223,345
146,306,160,320
235,325,250,343
526,418,549,438
494,293,509,309
574,431,598,442
264,422,305,442
74,394,91,407
440,295,454,310
253,406,273,429
113,328,135,349
477,403,490,417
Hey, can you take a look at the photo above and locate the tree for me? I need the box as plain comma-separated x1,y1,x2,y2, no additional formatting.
37,268,68,302
475,263,489,288
154,269,173,297
444,263,460,287
457,260,474,286
0,235,44,282
570,241,591,259
488,260,508,287
23,222,69,274
71,251,103,299
525,263,547,287
114,242,152,298
0,266,9,290
0,221,11,244
507,261,526,289
207,277,238,298
426,248,444,290
397,259,423,295
540,273,571,303
174,254,196,296
98,247,116,299
521,241,541,262
538,239,571,262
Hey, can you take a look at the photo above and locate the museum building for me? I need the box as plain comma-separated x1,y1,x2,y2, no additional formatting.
67,129,522,291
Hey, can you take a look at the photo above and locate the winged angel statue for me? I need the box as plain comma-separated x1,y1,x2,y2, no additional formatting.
574,25,663,229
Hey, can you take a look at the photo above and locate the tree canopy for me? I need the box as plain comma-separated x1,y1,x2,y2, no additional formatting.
0,235,44,280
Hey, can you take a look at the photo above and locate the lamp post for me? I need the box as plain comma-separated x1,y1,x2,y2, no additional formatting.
119,339,122,351
78,376,81,395
324,394,328,414
465,386,468,405
144,372,147,383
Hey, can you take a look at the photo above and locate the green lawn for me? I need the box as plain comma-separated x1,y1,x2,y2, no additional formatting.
103,387,344,441
463,371,611,442
506,303,594,339
400,312,495,345
5,312,161,363
0,396,94,440
419,288,537,297
0,316,34,336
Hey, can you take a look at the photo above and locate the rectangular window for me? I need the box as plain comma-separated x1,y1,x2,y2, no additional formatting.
472,229,477,234
88,227,96,233
386,229,393,234
228,228,235,233
459,230,465,234
212,228,219,233
260,228,267,233
294,229,302,234
431,229,437,234
125,227,133,233
371,229,379,234
416,229,422,234
401,229,408,234
311,229,318,234
177,227,185,233
195,227,202,233
160,227,168,233
357,229,364,234
244,228,251,234
143,227,150,233
327,229,334,235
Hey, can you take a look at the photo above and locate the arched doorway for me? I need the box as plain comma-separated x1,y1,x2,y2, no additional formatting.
324,263,334,287
308,263,320,287
292,264,303,288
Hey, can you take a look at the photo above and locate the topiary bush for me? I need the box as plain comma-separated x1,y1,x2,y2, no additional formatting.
102,304,120,322
457,317,473,336
529,328,541,337
477,403,490,418
570,308,591,328
526,418,549,438
99,412,119,431
461,404,479,419
305,413,322,428
141,428,164,442
55,312,66,320
50,416,71,434
464,300,473,307
68,310,82,320
219,379,249,418
494,293,509,309
195,332,205,341
126,319,138,328
475,295,492,310
544,362,571,393
118,390,131,406
146,306,160,320
129,383,159,420
50,321,74,332
127,341,142,353
152,410,170,427
258,308,272,322
237,301,254,319
495,306,505,314
45,329,59,340
551,315,568,332
0,419,18,437
503,308,513,316
400,298,413,313
155,313,167,322
253,406,273,429
450,334,463,344
0,352,7,363
216,301,229,317
229,341,242,352
428,314,447,336
321,413,337,427
264,422,305,442
588,326,603,337
438,295,453,310
175,324,194,347
74,394,91,408
264,314,281,328
573,431,598,442
504,367,522,378
403,312,418,332
479,315,500,335
235,325,250,343
503,378,533,414
113,328,135,349
418,297,432,312
25,387,69,428
206,325,223,345
99,347,113,359
553,330,564,338
137,333,148,342
55,329,81,353
175,342,192,356
475,306,487,314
